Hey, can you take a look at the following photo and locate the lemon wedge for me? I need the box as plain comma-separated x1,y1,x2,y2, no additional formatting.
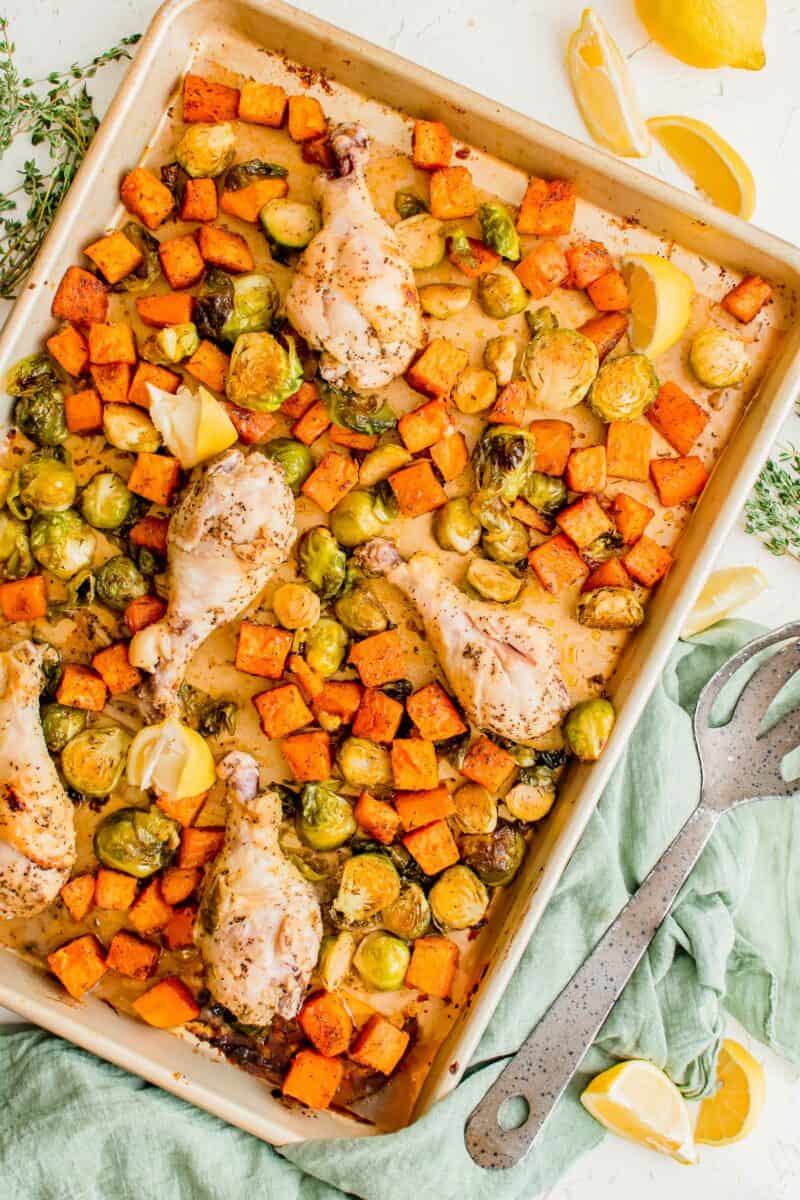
648,116,756,220
581,1059,697,1164
567,9,650,157
682,566,768,637
147,383,237,469
695,1039,766,1145
127,718,216,799
619,253,694,360
636,0,766,71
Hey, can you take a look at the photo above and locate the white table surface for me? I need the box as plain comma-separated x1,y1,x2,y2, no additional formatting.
2,0,800,1195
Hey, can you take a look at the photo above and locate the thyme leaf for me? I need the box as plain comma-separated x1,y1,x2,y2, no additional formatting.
744,438,800,561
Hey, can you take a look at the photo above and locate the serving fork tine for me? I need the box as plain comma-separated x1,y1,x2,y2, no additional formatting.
465,621,800,1170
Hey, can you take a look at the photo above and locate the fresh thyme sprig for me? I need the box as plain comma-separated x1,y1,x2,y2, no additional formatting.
745,440,800,560
0,18,140,299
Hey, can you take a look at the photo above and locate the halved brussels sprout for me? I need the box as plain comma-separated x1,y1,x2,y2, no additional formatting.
0,513,33,580
382,881,431,940
525,472,568,516
332,852,401,926
358,443,412,488
296,781,356,851
466,558,522,603
102,404,162,453
264,437,313,494
587,353,659,422
563,697,616,761
94,803,180,875
272,581,321,630
461,824,525,886
472,425,537,505
41,703,86,754
505,765,556,822
260,199,320,250
304,617,349,679
297,526,347,600
452,367,498,415
433,497,482,555
175,121,236,177
196,272,280,346
334,582,389,636
430,864,489,930
80,472,136,530
689,326,750,388
30,510,96,580
226,332,303,412
16,453,76,514
317,930,356,991
394,191,428,220
394,214,446,269
63,726,132,799
478,201,520,262
111,222,161,294
353,930,410,991
330,490,391,548
525,307,558,338
321,384,397,436
484,336,517,387
584,530,626,565
521,328,599,412
453,782,498,834
481,517,529,564
95,555,148,610
9,354,68,447
141,323,200,367
478,266,528,319
418,284,472,320
338,736,393,789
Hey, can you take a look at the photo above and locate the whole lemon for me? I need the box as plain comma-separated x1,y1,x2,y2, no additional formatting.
636,0,766,70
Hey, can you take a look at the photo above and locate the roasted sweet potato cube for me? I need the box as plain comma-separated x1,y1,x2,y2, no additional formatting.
158,235,205,289
402,819,460,875
622,534,673,587
587,269,630,312
406,683,466,742
88,321,136,366
253,682,313,739
127,453,181,505
47,935,107,1000
510,497,552,534
301,134,334,169
353,791,401,845
185,339,229,393
407,338,469,399
565,241,613,289
398,397,452,453
606,421,652,482
124,594,166,634
56,663,107,712
328,425,377,451
612,492,654,543
156,792,207,828
239,80,288,127
301,451,358,513
128,362,180,409
282,379,317,421
300,990,354,1057
132,977,200,1028
162,904,198,950
349,1013,409,1075
235,620,293,679
647,382,709,456
291,399,331,446
84,230,142,285
288,655,325,700
225,402,275,445
650,455,709,507
180,177,218,223
159,866,202,905
555,495,613,550
64,389,102,435
52,266,108,326
405,935,459,998
219,177,289,223
177,828,224,870
460,737,516,792
120,168,175,230
412,120,452,170
579,312,628,361
394,786,455,831
47,323,89,376
94,868,137,911
528,533,588,593
129,515,170,554
488,379,529,426
128,880,173,934
565,444,607,493
312,681,363,730
136,292,195,328
531,419,573,476
516,177,576,236
582,558,633,591
430,431,468,482
391,739,439,791
514,240,569,299
106,931,160,980
91,642,142,696
349,629,406,688
722,274,773,323
0,576,48,622
429,166,477,220
182,73,239,122
389,461,447,517
282,1049,343,1109
281,730,332,782
352,688,405,743
60,874,95,922
287,95,327,142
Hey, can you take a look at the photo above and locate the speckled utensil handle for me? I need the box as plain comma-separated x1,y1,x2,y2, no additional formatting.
465,803,720,1170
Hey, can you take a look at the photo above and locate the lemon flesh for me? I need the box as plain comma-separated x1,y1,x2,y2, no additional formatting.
581,1059,697,1164
695,1039,766,1145
682,566,767,637
648,116,756,219
148,383,237,469
128,719,216,799
636,0,766,70
567,8,650,157
620,253,694,360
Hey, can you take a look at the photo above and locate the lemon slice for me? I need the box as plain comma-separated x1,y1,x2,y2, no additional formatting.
147,383,237,469
682,566,768,638
648,116,756,220
635,0,766,71
619,253,694,360
695,1039,766,1145
581,1060,697,1164
127,718,216,799
567,9,650,157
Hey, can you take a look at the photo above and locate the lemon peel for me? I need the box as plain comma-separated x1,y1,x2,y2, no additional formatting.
581,1059,697,1164
636,0,766,71
648,116,756,219
567,9,650,157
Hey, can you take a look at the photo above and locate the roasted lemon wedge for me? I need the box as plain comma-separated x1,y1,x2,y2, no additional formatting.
636,0,766,71
148,383,237,469
127,719,216,799
648,116,756,220
619,253,694,360
581,1059,697,1164
567,9,650,157
682,566,768,637
695,1039,766,1145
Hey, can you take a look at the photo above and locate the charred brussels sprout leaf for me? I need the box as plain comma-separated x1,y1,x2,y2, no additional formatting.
430,864,489,930
112,222,161,294
472,425,537,505
41,703,86,754
8,352,60,398
94,803,180,876
522,328,599,413
461,824,525,886
564,697,616,761
175,121,236,178
382,881,431,940
576,588,644,630
222,159,288,190
587,353,659,422
297,526,347,600
263,437,313,494
62,726,131,799
80,472,136,530
226,332,303,412
353,930,409,990
333,853,401,926
95,555,148,610
195,270,234,343
478,201,520,262
198,699,238,738
296,781,356,852
321,382,397,436
395,190,428,219
30,510,96,580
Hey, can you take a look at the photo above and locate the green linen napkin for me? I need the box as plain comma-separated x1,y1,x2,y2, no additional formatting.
2,619,799,1200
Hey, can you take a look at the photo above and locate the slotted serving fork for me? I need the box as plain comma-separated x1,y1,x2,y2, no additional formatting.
466,621,800,1170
